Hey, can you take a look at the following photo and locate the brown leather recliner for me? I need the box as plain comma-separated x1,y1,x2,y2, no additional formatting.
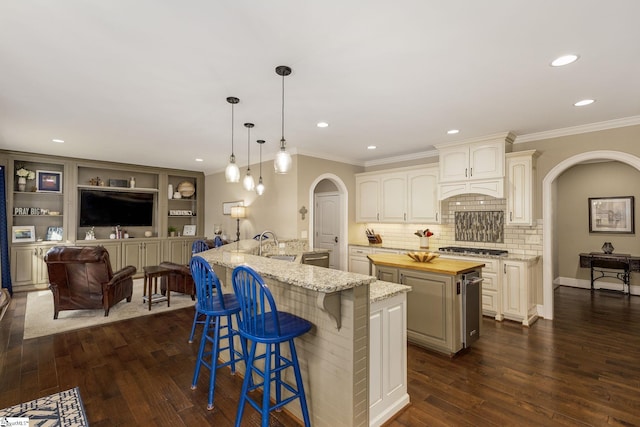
44,246,136,319
159,261,196,300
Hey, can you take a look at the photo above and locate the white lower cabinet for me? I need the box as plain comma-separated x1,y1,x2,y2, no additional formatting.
10,243,59,291
349,246,372,275
370,292,409,427
502,259,539,326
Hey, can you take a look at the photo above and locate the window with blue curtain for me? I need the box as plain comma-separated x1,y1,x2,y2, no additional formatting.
0,165,13,295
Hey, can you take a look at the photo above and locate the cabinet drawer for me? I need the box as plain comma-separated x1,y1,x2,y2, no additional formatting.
482,290,499,314
349,246,372,256
481,271,498,291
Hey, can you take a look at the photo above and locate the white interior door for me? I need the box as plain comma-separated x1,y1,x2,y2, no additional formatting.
314,192,340,269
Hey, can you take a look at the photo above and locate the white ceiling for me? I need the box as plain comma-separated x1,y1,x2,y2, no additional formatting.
1,1,639,174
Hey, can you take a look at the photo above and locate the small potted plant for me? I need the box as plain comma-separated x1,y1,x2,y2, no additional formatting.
168,226,177,237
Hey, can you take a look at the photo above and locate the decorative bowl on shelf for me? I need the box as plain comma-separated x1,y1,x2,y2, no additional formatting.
177,181,195,198
406,252,439,263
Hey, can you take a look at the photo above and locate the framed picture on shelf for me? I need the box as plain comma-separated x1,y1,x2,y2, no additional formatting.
45,226,64,241
588,196,635,233
36,170,62,193
183,225,196,236
223,200,243,215
12,225,35,243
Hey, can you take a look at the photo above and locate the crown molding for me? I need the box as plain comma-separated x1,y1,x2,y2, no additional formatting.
363,149,439,167
515,115,640,143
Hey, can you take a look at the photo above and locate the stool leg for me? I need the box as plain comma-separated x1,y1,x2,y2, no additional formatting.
191,314,211,389
289,339,311,427
235,340,257,427
188,308,199,343
261,343,273,427
206,317,222,410
274,343,282,411
225,315,237,374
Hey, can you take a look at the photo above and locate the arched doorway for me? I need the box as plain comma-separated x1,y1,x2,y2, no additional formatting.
542,150,640,319
308,174,348,270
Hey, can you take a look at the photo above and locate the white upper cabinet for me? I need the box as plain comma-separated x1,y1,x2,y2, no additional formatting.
506,150,538,226
355,165,440,224
435,132,515,199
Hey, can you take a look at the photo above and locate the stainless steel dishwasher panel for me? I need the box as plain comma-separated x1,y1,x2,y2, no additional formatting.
462,272,483,348
301,252,330,268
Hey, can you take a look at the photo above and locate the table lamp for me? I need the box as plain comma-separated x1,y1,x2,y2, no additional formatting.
230,206,246,241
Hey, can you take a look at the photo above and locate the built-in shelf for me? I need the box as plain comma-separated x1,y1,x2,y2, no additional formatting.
77,185,159,193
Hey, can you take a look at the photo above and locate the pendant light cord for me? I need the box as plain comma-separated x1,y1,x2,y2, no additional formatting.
281,72,285,143
247,126,251,171
231,103,235,156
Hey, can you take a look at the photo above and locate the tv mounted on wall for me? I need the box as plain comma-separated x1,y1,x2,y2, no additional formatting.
79,189,155,227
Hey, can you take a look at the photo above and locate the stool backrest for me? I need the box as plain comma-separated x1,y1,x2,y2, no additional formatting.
190,256,226,311
232,265,280,338
192,240,209,255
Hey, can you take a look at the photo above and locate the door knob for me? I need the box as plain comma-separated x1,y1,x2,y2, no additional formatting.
334,236,338,243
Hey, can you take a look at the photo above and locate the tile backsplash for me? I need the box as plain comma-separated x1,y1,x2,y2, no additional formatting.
455,211,504,243
354,194,542,257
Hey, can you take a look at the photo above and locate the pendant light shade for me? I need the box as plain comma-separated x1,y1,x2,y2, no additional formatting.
256,139,265,195
225,97,241,183
274,65,292,174
243,123,255,191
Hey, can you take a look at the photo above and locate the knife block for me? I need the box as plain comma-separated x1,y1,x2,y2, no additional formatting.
367,234,382,244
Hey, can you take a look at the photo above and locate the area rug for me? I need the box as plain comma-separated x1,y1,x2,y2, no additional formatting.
0,387,88,426
24,279,195,340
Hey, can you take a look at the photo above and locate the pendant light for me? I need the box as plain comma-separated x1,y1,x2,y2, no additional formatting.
224,97,241,183
242,123,255,191
274,65,292,174
255,139,265,195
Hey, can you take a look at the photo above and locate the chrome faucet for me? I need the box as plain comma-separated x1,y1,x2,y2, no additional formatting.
258,230,279,256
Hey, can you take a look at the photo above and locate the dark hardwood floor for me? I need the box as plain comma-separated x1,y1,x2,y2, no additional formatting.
2,286,640,426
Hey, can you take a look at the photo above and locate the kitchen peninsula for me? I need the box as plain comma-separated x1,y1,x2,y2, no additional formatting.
368,254,484,355
197,239,410,427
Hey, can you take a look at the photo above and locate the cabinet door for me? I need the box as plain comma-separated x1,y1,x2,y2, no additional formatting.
376,266,398,283
122,241,143,270
402,269,458,353
10,245,37,287
379,173,406,222
506,153,534,225
166,239,188,264
355,176,380,223
142,240,162,267
406,168,440,223
469,140,504,180
438,146,469,182
502,260,526,319
348,246,371,274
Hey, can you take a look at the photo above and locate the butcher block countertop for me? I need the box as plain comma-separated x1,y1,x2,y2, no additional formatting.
367,253,485,275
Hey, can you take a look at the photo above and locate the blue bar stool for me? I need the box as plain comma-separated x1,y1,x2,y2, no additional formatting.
231,265,312,427
188,239,210,343
190,256,246,410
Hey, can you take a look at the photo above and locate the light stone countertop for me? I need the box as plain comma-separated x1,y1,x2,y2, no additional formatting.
370,280,411,303
198,239,374,293
349,243,539,262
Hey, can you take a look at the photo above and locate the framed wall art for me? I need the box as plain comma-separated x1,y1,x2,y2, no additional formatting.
223,200,243,215
45,226,64,241
588,196,635,234
12,225,36,243
183,225,196,236
36,170,62,193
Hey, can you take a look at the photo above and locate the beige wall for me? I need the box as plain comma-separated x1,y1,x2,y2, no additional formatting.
205,154,363,242
557,161,640,282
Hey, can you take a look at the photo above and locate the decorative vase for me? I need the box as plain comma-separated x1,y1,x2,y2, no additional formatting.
419,236,429,249
602,242,614,254
17,176,26,192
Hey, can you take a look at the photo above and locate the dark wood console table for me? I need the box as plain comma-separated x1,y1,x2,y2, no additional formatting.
579,252,640,294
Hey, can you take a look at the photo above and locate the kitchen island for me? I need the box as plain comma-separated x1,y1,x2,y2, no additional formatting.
368,254,485,355
197,240,388,427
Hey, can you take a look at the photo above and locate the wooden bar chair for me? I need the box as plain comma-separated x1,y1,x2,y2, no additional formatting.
189,256,246,410
231,265,312,427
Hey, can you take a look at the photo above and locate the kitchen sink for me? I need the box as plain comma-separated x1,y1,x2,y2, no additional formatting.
265,254,297,262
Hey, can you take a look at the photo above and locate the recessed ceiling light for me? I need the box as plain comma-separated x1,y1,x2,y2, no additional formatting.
367,145,377,150
447,129,459,135
551,54,579,67
195,158,203,162
52,139,64,143
574,99,595,107
317,122,329,128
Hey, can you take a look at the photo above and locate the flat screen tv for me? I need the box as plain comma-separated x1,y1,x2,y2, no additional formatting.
79,189,154,227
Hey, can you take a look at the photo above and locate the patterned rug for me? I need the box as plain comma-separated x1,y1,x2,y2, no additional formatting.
0,387,88,426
